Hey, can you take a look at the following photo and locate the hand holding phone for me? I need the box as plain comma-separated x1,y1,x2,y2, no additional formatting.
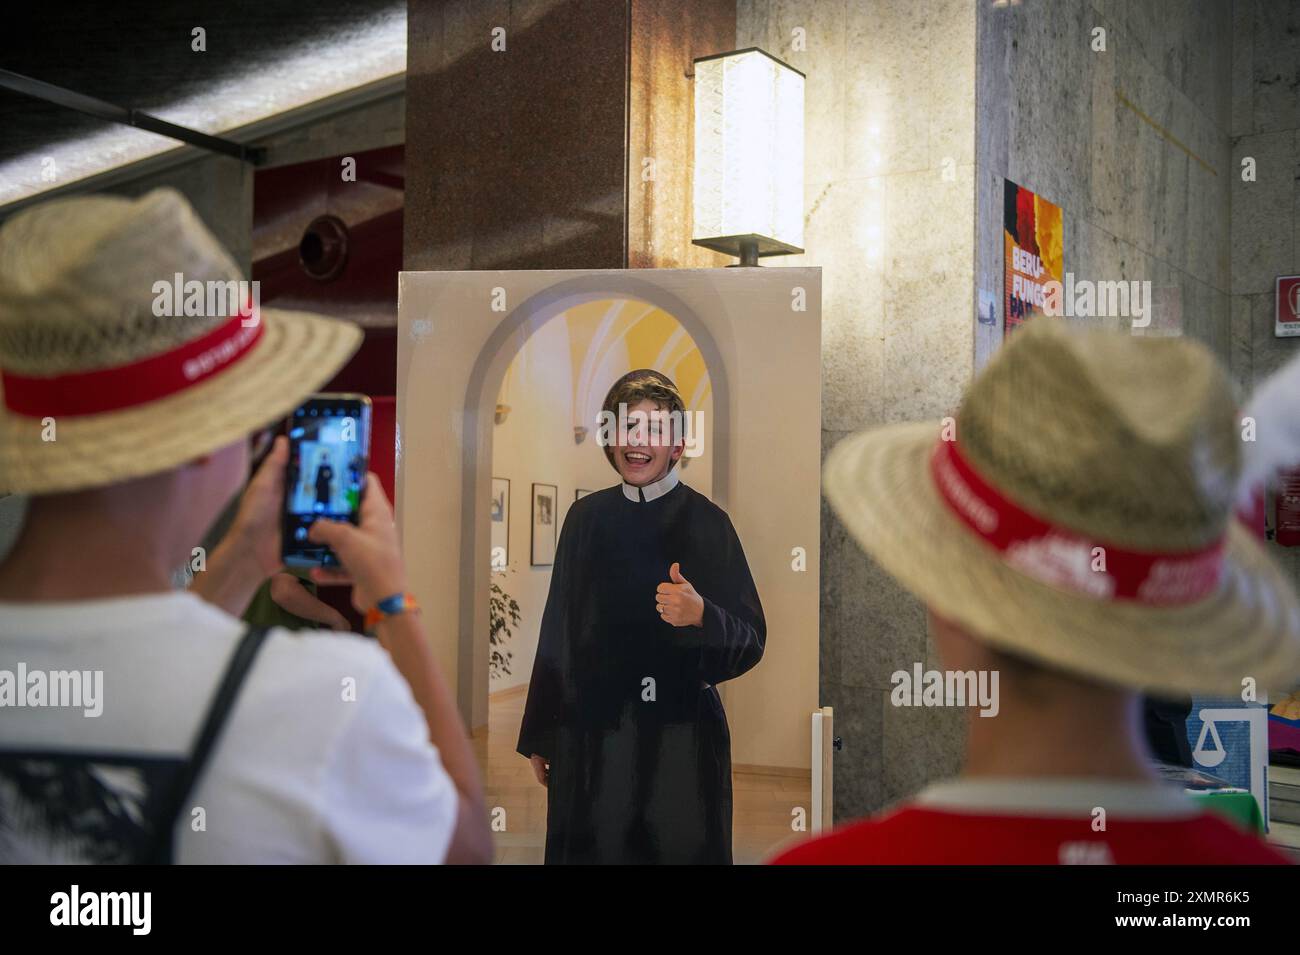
282,394,372,568
233,434,292,577
190,435,291,616
307,475,408,614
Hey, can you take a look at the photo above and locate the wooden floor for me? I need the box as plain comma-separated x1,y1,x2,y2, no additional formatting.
475,686,813,864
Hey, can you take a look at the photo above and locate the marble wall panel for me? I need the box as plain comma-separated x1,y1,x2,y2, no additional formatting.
741,0,977,816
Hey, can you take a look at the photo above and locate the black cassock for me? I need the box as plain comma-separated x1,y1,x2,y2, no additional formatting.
516,478,765,864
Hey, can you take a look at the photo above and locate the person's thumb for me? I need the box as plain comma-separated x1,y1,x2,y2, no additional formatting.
669,561,686,584
361,472,394,525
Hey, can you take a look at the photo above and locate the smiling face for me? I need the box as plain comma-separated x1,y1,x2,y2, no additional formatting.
613,397,684,486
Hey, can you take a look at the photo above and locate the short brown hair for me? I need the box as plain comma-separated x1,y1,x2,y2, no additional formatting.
602,369,685,419
600,369,684,468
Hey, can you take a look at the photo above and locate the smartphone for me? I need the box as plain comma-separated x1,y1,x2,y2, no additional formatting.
281,393,372,568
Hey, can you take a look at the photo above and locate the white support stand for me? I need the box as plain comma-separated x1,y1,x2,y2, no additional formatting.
811,706,834,832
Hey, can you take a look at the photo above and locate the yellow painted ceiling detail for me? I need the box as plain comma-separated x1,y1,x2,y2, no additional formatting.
499,297,711,413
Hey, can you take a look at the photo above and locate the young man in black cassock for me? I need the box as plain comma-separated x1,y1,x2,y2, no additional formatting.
516,370,765,864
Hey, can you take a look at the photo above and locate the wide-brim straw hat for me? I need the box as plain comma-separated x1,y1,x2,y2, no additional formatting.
824,318,1300,697
0,188,361,494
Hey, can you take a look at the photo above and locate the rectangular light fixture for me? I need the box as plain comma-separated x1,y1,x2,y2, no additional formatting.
692,48,805,266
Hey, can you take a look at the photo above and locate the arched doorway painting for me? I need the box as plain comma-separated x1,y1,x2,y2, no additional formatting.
396,269,821,779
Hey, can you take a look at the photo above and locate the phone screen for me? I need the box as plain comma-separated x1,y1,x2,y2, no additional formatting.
282,393,372,568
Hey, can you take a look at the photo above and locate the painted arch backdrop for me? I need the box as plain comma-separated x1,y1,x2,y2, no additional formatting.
396,269,821,771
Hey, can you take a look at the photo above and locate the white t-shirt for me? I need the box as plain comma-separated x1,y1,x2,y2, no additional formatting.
0,591,458,863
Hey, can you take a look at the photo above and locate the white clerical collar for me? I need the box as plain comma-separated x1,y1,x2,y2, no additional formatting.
914,777,1198,819
621,467,681,503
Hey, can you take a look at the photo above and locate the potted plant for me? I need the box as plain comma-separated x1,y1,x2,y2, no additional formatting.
489,578,522,680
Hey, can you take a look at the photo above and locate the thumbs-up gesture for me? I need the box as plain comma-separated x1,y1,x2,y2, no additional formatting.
656,562,705,628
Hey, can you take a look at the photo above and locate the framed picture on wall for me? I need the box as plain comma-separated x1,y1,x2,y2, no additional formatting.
575,488,595,501
531,483,557,566
490,477,510,571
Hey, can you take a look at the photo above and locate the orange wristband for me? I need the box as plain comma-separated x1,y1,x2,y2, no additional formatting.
364,592,420,633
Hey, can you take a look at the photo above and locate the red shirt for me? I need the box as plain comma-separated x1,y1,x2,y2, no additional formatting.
771,780,1290,865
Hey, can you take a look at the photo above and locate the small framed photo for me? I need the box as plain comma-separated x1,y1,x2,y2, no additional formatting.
490,478,510,571
531,483,557,566
575,488,595,502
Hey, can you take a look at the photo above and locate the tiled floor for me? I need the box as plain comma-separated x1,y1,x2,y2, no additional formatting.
476,687,813,864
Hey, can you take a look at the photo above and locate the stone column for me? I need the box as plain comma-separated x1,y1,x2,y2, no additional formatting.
739,0,976,820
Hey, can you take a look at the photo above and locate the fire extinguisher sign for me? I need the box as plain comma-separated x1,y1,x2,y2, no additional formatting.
1277,469,1300,547
1277,275,1300,337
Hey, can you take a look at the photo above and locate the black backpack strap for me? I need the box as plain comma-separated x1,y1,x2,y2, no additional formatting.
143,625,272,864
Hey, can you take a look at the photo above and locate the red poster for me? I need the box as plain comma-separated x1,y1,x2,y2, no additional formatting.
1003,180,1063,338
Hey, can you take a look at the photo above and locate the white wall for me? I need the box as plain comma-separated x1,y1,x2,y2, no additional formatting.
489,317,592,692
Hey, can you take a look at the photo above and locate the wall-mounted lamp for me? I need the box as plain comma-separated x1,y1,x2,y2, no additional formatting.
691,48,805,267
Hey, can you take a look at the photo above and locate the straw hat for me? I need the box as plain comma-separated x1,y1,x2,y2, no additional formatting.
824,318,1300,696
0,188,361,494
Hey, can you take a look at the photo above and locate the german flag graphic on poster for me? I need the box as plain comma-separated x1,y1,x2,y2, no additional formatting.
1003,179,1063,337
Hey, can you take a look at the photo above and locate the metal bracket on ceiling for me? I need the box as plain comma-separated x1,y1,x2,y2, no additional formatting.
0,68,267,165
